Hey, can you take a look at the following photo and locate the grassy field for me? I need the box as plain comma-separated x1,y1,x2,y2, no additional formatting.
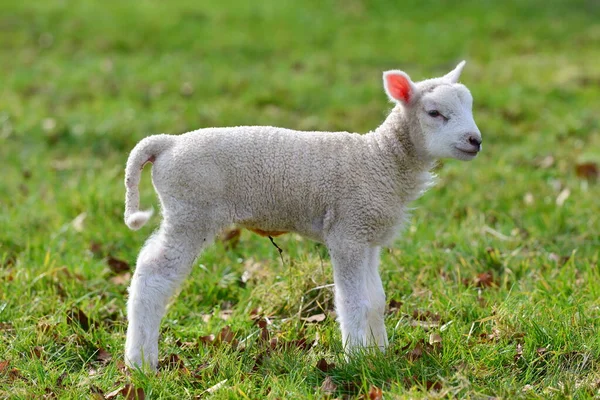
1,0,599,398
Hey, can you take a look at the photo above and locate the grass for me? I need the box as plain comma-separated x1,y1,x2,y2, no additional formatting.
1,0,599,398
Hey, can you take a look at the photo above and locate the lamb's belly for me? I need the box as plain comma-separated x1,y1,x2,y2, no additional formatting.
236,205,326,243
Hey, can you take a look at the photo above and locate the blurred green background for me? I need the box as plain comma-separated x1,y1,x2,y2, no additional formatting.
1,0,599,398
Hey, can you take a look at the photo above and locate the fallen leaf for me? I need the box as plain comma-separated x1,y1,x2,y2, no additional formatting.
555,188,570,207
549,253,571,265
56,372,67,387
387,299,403,313
162,354,188,373
321,376,337,395
67,307,92,331
110,272,131,286
105,384,145,400
95,348,112,364
316,358,335,373
301,313,326,323
407,343,423,361
368,385,383,400
107,256,130,274
205,379,228,394
412,310,441,322
218,309,233,320
0,360,9,373
514,343,524,362
575,162,599,181
72,212,87,232
217,326,235,343
474,271,496,288
249,307,262,319
32,346,44,359
0,322,13,331
524,192,534,205
429,332,442,346
180,82,194,97
537,347,548,357
90,385,104,400
89,242,103,258
537,155,555,169
220,227,241,250
199,334,216,345
426,380,443,391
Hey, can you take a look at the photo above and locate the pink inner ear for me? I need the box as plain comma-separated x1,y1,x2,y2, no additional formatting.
386,74,412,103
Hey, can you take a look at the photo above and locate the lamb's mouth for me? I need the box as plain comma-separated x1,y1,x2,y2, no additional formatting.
455,147,479,157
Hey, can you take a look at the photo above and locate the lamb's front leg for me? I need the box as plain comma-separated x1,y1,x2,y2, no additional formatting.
327,240,374,352
365,246,388,350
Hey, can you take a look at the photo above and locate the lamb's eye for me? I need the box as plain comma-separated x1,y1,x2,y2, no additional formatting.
427,110,441,118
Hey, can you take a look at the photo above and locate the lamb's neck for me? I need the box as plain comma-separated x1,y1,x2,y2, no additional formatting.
367,107,434,175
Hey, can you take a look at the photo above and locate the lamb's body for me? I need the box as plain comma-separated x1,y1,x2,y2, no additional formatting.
123,62,482,370
128,118,432,245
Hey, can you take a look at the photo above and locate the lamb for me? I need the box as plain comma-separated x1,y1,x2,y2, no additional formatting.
123,61,482,369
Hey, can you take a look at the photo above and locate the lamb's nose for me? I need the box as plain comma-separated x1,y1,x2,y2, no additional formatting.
468,135,482,149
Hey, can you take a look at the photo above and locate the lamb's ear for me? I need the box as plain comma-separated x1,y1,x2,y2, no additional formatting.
383,70,417,105
443,60,466,83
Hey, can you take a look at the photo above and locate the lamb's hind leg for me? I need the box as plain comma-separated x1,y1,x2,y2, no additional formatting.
125,221,209,370
365,246,388,350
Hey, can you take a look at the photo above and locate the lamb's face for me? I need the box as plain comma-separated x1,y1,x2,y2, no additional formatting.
417,83,481,161
383,61,482,162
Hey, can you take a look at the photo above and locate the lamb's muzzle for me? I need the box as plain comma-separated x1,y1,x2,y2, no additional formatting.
123,61,482,370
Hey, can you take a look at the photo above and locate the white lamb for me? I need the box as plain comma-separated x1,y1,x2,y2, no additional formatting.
123,61,482,369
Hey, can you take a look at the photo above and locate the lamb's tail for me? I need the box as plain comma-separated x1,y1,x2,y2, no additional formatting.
124,134,174,230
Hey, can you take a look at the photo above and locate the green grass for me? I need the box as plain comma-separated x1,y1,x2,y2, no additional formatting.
1,0,600,398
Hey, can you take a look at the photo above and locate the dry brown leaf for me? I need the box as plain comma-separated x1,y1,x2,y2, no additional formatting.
0,360,9,374
412,310,441,322
67,307,92,331
426,380,443,391
0,322,13,331
549,253,571,265
107,256,130,274
302,313,326,323
575,162,599,180
249,307,262,319
321,376,337,395
387,299,403,313
407,343,423,361
90,385,104,400
514,343,524,362
429,332,442,346
199,334,215,345
316,358,335,373
474,271,496,288
162,354,188,373
105,384,145,400
32,346,44,359
220,227,241,250
89,242,103,258
110,272,132,286
218,309,233,320
95,348,112,364
217,326,235,343
368,385,383,400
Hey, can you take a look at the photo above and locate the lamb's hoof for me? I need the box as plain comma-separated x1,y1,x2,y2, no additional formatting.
124,353,158,372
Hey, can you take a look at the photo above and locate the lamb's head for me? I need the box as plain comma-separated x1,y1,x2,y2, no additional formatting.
383,61,482,161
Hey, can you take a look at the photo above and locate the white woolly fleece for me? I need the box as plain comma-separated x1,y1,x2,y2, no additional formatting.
123,61,482,370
